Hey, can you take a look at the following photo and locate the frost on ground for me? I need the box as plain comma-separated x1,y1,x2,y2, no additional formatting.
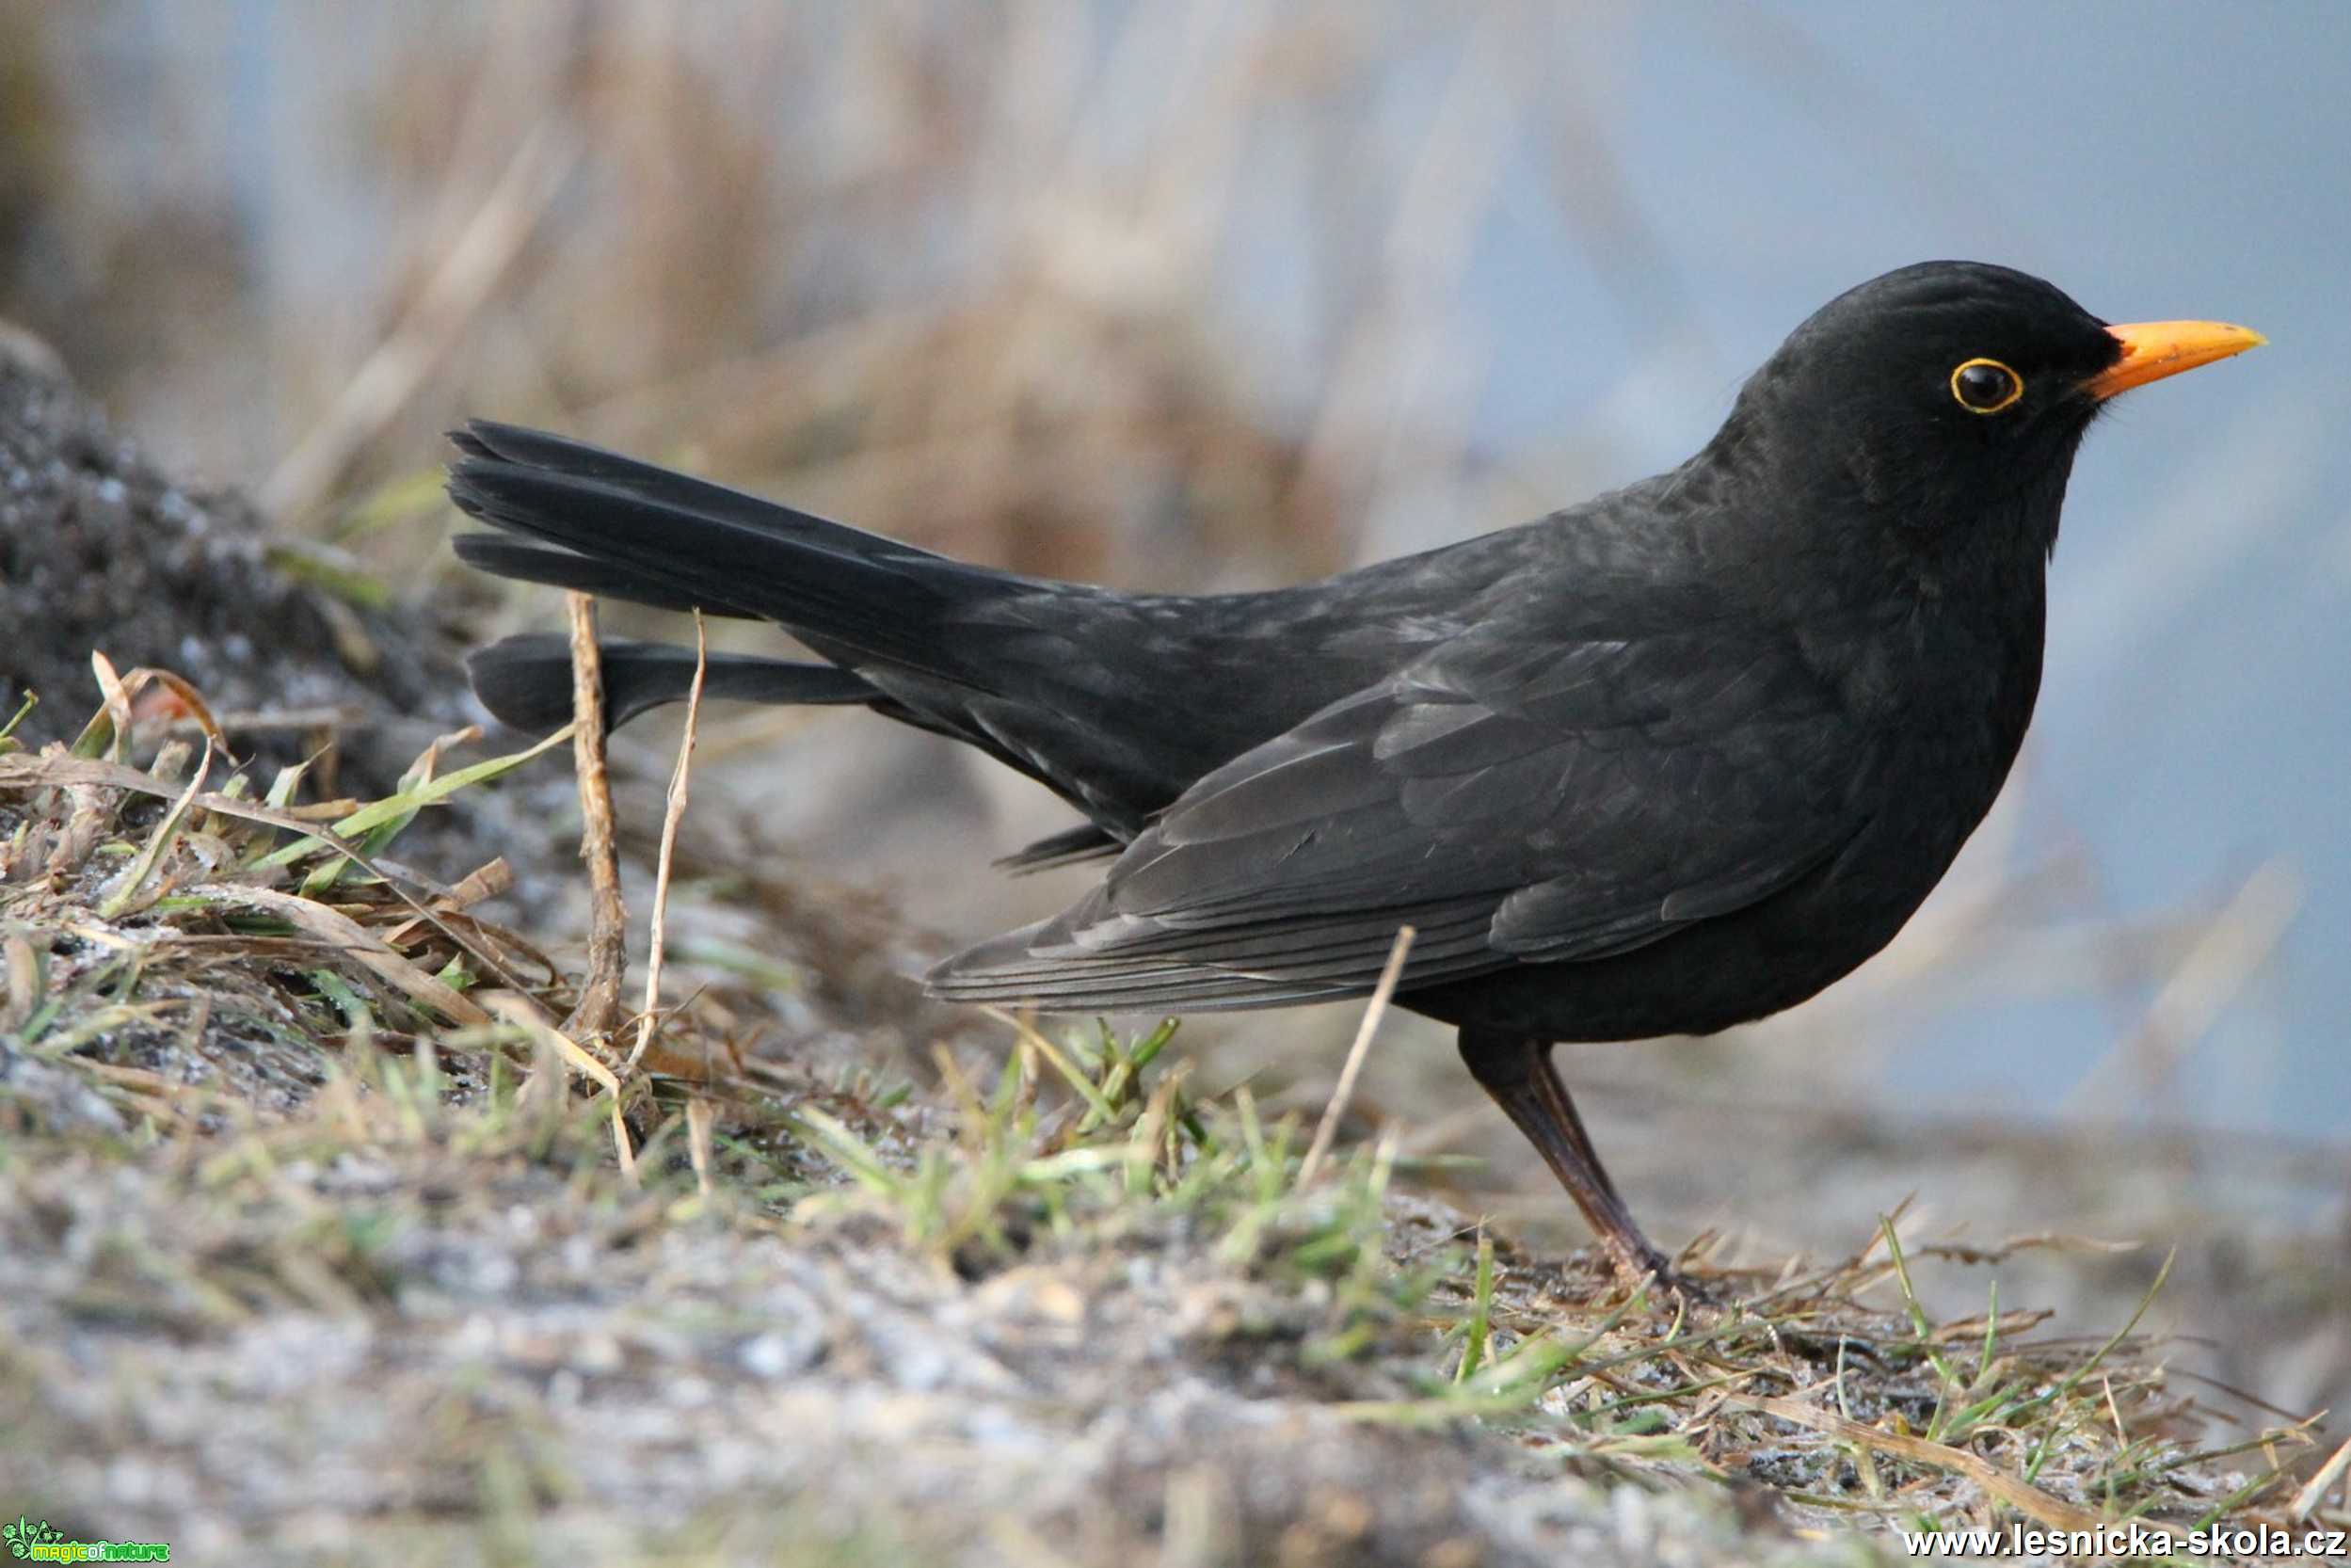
2,1077,1861,1568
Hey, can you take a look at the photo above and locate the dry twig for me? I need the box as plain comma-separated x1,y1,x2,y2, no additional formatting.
564,592,628,1042
1299,923,1414,1186
625,610,708,1077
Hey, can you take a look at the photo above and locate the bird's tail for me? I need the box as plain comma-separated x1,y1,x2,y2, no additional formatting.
446,420,1028,684
466,632,879,734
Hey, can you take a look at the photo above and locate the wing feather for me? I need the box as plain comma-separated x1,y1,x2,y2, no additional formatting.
932,617,1867,1011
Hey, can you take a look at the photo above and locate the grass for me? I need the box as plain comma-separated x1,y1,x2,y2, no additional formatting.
2,684,2343,1564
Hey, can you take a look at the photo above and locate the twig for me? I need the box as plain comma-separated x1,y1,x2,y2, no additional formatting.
486,991,632,1180
564,593,627,1042
623,611,707,1077
2292,1436,2351,1521
1298,924,1414,1186
1731,1393,2103,1532
168,705,364,737
195,885,489,1028
686,1096,716,1201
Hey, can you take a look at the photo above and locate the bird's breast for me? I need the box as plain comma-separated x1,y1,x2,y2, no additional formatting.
1841,576,2048,884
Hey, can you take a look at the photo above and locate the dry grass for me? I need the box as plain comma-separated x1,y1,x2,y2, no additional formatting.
3,687,2342,1564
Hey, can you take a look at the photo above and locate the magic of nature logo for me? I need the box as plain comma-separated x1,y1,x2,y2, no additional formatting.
2,1517,170,1562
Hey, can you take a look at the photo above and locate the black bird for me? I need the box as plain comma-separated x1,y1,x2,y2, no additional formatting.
448,263,2262,1287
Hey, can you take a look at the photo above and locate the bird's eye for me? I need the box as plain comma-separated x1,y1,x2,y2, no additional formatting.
1950,358,2023,414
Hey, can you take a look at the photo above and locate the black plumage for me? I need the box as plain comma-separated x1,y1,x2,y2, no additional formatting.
448,263,2262,1288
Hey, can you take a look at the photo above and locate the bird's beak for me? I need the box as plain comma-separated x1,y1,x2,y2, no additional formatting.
2086,319,2266,399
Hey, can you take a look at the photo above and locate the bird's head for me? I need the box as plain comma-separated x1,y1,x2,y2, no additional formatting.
1717,261,2263,559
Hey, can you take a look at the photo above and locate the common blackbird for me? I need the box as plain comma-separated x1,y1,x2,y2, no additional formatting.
448,262,2262,1287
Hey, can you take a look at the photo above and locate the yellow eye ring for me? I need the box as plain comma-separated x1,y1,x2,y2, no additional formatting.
1950,358,2023,414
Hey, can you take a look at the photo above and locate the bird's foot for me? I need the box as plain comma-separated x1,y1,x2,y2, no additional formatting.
1606,1243,1725,1310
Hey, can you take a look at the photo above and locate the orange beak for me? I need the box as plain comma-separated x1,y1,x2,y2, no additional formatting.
2086,319,2266,399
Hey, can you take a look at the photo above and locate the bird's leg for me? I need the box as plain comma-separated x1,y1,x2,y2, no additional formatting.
1457,1030,1685,1290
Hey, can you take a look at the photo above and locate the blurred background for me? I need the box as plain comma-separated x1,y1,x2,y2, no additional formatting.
3,1,2343,1416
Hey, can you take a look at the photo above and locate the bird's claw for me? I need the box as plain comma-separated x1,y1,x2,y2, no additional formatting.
1611,1250,1725,1310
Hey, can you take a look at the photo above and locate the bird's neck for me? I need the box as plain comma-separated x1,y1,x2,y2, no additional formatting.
1682,408,2074,603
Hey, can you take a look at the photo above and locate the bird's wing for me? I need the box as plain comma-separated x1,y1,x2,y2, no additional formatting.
930,619,1868,1010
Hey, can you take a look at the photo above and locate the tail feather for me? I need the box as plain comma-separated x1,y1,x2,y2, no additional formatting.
447,420,1015,680
452,423,950,563
452,534,755,617
926,920,1357,1012
447,420,1138,875
467,632,879,733
991,822,1121,873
